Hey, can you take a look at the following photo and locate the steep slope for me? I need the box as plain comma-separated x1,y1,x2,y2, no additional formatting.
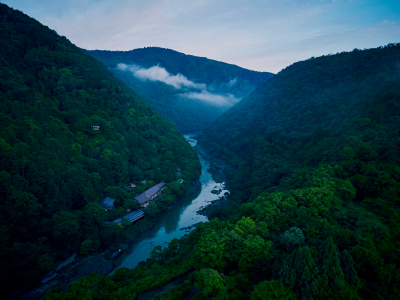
200,45,400,203
0,4,200,296
87,47,273,132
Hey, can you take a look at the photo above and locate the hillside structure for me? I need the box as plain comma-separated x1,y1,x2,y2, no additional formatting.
113,209,144,224
143,182,167,199
135,182,167,207
99,197,115,211
135,194,151,207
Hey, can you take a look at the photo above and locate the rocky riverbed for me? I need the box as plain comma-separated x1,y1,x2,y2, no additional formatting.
193,142,234,217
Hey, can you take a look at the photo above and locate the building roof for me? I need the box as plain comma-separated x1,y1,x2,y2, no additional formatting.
177,179,184,183
92,122,100,126
113,209,144,223
144,182,167,197
99,197,115,208
135,194,150,205
124,209,144,221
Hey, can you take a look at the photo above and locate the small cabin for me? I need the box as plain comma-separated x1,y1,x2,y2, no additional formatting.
127,183,136,188
99,197,115,211
92,123,100,131
177,179,184,184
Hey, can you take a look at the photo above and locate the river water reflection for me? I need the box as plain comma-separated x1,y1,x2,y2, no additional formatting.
112,138,228,271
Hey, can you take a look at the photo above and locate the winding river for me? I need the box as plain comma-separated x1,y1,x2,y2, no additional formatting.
112,137,228,271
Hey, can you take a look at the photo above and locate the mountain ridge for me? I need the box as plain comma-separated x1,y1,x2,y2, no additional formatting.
87,47,273,132
0,3,200,296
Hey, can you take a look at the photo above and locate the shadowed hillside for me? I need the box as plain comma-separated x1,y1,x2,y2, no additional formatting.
0,4,200,296
200,45,400,203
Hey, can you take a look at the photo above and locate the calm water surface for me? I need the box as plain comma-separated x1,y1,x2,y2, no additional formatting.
112,138,228,271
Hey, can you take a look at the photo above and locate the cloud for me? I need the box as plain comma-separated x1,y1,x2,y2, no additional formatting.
181,90,240,107
381,20,395,25
118,63,240,107
117,63,206,89
227,77,237,87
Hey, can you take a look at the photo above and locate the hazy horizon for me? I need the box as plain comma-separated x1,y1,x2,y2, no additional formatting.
1,0,399,73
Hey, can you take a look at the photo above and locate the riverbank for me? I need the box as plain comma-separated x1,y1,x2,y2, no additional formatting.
192,141,234,217
16,138,225,300
110,150,229,271
194,142,235,183
16,179,202,300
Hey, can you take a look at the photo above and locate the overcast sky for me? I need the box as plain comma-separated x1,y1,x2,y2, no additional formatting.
2,0,399,73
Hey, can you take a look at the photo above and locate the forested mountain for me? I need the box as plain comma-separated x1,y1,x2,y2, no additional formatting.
0,4,200,297
197,44,400,298
87,48,273,132
48,45,400,299
200,44,400,204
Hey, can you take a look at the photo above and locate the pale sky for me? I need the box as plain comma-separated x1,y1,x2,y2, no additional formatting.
2,0,400,73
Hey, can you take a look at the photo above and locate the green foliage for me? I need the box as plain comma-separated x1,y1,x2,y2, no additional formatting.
280,246,320,300
317,236,346,294
339,250,359,287
52,210,81,249
191,217,273,272
192,230,229,270
191,268,228,299
251,280,297,300
280,227,305,252
151,280,192,300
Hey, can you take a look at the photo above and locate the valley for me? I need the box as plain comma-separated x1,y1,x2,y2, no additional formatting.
88,48,273,132
1,3,400,300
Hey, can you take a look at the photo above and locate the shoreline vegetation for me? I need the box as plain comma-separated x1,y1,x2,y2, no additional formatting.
16,177,203,300
19,139,231,300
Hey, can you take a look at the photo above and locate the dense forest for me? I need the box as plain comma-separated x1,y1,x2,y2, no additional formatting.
46,45,400,299
0,4,201,297
87,48,273,132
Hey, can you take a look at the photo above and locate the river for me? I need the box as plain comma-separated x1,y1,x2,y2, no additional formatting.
112,136,229,271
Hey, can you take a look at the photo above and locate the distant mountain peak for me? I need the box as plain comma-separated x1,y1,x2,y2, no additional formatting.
87,47,273,132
